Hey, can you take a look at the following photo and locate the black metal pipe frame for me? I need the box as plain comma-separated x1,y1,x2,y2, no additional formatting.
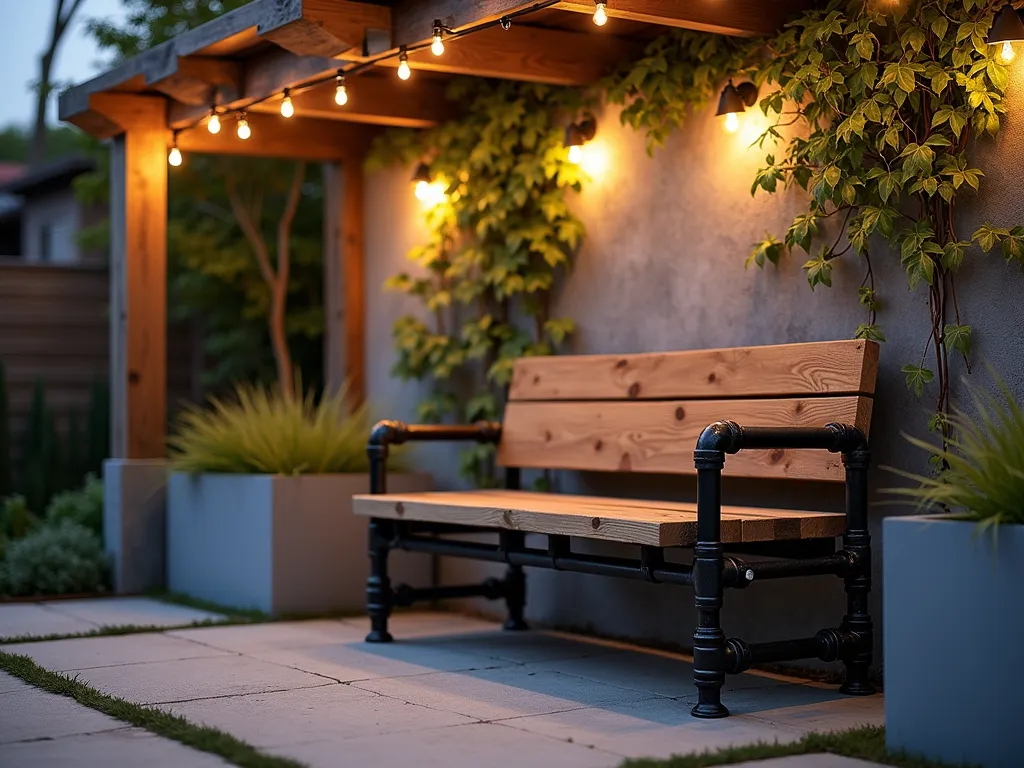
690,420,875,719
363,418,875,719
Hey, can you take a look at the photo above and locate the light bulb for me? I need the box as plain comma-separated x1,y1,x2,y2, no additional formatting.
237,116,251,140
724,112,740,134
568,144,583,164
431,32,444,56
280,93,294,118
398,52,411,81
168,146,182,167
1001,40,1016,63
415,180,431,201
593,1,608,26
334,78,348,106
207,112,221,134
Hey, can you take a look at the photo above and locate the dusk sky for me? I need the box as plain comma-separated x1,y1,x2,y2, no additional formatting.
0,0,129,129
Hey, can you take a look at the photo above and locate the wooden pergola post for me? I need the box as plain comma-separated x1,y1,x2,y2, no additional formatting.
104,97,169,459
323,160,366,405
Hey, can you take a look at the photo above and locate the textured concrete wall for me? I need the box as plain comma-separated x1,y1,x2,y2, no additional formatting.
363,66,1024,659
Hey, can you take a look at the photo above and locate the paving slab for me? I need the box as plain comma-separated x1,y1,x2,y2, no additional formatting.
0,687,128,743
529,648,791,698
167,619,366,653
0,727,232,768
0,671,34,695
270,721,620,768
340,611,512,640
167,682,476,748
249,637,514,682
0,603,100,640
728,756,887,768
4,632,234,672
352,664,661,720
416,628,626,664
497,697,806,759
41,597,226,628
67,653,334,704
743,691,885,732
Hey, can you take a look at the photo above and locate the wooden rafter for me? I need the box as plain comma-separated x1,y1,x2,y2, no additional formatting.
554,0,812,37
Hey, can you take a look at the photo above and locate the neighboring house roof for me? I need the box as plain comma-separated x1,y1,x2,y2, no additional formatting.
0,155,96,198
0,162,26,185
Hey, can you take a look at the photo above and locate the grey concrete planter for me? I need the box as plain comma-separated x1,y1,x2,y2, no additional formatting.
884,515,1024,768
167,472,432,614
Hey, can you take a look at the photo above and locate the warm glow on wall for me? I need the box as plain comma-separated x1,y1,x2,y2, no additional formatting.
416,180,448,208
573,139,610,179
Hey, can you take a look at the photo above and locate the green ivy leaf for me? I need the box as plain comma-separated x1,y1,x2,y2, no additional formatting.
747,234,785,269
943,323,972,356
902,364,935,397
855,323,886,343
803,247,833,289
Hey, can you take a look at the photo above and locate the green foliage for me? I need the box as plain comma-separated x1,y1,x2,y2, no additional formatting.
885,377,1024,529
86,0,252,62
369,79,588,484
0,125,97,164
0,360,11,499
0,495,40,566
21,380,61,516
85,377,110,479
82,0,323,392
46,475,104,540
2,521,108,597
610,0,1023,445
169,382,377,475
605,30,752,154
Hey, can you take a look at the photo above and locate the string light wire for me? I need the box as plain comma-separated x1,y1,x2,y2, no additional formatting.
167,0,561,150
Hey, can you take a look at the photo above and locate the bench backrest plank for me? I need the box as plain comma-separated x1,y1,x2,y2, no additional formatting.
498,340,878,483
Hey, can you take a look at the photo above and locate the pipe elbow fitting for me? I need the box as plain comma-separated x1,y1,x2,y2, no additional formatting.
369,419,408,448
696,420,743,453
825,423,868,454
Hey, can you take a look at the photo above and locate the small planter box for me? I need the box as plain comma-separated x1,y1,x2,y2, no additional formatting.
167,472,432,615
884,515,1024,768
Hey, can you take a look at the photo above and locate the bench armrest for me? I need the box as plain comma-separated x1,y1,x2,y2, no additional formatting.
366,420,502,494
368,419,502,449
695,420,867,456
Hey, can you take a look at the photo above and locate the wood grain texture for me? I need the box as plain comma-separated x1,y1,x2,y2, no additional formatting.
262,0,391,58
379,24,642,86
352,490,844,546
509,340,879,402
109,125,168,460
554,0,814,37
497,396,873,482
343,160,366,406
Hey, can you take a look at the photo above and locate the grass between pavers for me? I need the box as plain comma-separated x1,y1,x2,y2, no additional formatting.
0,650,306,768
619,725,977,768
0,619,235,645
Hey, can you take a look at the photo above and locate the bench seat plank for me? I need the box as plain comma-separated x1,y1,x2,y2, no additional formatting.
352,490,845,547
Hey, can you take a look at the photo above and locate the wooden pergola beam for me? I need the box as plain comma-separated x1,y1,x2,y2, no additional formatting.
391,0,538,49
175,112,378,161
380,24,642,86
553,0,812,37
260,0,391,58
249,75,457,129
148,56,243,106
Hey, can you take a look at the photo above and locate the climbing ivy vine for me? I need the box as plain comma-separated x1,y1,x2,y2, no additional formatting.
368,79,589,483
609,0,1024,449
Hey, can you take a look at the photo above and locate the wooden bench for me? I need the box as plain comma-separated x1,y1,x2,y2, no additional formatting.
354,339,879,718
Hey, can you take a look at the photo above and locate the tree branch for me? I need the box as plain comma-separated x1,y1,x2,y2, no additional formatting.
225,174,275,287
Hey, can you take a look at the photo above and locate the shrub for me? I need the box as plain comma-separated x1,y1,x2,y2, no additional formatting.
168,382,387,475
887,378,1024,531
0,494,39,541
45,474,103,539
3,520,108,597
0,359,11,498
21,379,62,515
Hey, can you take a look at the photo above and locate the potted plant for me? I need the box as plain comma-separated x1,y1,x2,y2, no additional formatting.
883,380,1023,768
166,384,431,615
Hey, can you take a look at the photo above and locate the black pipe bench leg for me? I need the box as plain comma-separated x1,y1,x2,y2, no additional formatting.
839,446,875,695
501,530,528,630
691,444,728,718
366,518,394,643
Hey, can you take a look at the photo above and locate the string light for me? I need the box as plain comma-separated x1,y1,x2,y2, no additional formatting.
171,4,565,146
334,74,349,106
280,89,294,118
397,47,411,80
593,1,608,26
236,112,251,140
168,132,182,167
431,20,445,56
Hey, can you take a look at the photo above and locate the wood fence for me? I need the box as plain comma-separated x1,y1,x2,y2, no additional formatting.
0,260,200,457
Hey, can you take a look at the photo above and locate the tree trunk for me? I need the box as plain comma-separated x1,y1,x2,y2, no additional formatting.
29,0,86,167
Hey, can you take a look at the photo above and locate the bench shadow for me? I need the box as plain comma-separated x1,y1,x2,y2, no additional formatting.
348,628,854,725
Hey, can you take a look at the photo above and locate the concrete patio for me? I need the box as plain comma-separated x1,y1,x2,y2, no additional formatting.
0,598,886,767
